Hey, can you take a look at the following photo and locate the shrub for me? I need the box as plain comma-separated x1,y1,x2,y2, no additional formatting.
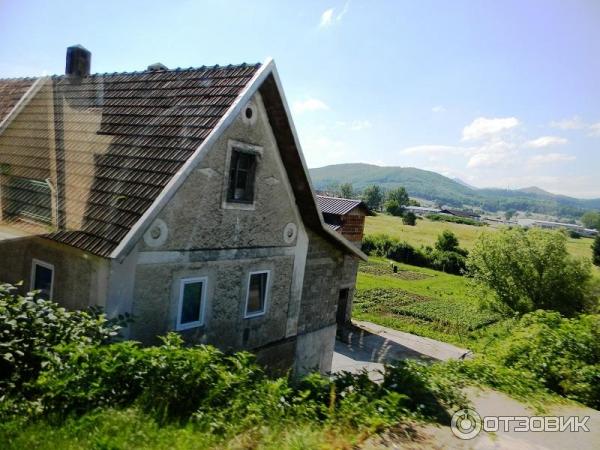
593,234,600,266
402,212,417,225
385,199,404,216
467,228,593,316
0,283,124,394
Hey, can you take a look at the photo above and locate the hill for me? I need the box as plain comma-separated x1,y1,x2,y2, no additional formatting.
309,163,600,218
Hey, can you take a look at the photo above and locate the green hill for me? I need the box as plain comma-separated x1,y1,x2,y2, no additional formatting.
309,163,600,218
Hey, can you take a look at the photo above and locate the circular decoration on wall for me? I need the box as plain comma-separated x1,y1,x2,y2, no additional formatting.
241,101,257,125
143,218,168,248
283,222,298,244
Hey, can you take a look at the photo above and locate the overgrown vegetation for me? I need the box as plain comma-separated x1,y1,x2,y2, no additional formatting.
593,234,600,266
0,283,465,449
426,213,485,227
467,228,594,316
362,231,468,275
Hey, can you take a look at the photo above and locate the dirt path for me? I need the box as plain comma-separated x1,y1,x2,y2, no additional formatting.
333,320,600,449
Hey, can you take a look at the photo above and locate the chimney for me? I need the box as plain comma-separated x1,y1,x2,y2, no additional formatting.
65,45,91,77
147,62,168,72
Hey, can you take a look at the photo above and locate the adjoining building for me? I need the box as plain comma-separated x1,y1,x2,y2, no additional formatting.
0,45,367,375
517,219,598,237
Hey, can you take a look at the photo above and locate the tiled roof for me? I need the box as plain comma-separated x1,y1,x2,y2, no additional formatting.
0,65,259,257
316,195,368,216
325,223,341,232
0,78,36,124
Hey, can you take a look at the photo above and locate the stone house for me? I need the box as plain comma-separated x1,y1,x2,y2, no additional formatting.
0,46,366,375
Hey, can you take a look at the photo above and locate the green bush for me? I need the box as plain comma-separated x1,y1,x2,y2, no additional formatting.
0,283,124,394
402,211,417,225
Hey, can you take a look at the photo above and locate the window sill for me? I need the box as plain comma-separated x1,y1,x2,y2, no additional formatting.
176,321,205,331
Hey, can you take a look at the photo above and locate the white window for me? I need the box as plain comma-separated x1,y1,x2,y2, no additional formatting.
30,259,54,299
244,271,270,318
176,277,207,330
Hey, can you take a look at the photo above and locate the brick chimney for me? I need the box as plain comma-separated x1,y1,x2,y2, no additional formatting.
65,45,91,77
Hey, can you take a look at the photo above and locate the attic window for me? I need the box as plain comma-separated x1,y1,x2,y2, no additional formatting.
241,101,257,125
227,149,257,203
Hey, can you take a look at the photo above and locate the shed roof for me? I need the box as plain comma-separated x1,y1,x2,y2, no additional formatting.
316,195,372,216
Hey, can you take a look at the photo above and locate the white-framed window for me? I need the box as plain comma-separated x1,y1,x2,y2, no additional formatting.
244,270,270,318
176,277,208,331
30,259,54,300
222,140,263,211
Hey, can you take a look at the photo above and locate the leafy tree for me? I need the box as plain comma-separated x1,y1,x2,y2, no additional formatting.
593,234,600,266
339,183,354,199
385,199,403,216
582,211,600,230
467,228,593,316
504,209,516,221
408,199,421,206
386,187,410,208
402,212,417,225
362,185,384,211
435,230,460,252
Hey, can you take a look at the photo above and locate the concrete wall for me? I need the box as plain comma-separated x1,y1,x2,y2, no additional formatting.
0,235,109,309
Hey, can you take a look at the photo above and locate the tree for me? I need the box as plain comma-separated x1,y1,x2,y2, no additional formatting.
339,183,354,199
362,185,384,211
504,209,516,221
467,228,593,316
582,211,600,231
402,212,417,225
385,199,403,216
593,235,600,266
408,199,421,206
387,187,410,208
435,230,460,252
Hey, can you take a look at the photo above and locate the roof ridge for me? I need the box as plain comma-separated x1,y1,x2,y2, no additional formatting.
0,76,39,82
316,194,361,201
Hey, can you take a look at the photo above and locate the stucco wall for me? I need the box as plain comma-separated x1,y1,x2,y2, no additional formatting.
141,92,299,252
0,236,109,310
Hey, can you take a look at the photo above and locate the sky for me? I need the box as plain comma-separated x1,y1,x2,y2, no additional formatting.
1,0,599,198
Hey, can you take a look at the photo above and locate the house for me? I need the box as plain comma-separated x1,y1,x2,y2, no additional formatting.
316,195,372,246
404,205,442,216
0,45,367,375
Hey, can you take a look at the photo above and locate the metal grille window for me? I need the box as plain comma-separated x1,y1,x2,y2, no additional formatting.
227,149,257,203
4,177,52,224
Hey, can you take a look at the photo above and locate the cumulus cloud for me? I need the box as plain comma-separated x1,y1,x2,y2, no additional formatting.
319,2,349,28
466,141,517,168
528,153,576,165
292,98,329,114
431,105,446,113
462,117,520,141
524,136,568,148
589,122,600,137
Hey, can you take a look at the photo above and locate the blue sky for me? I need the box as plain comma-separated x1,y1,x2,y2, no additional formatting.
1,0,599,197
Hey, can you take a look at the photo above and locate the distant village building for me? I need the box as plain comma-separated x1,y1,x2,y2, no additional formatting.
440,209,482,221
404,206,442,216
0,45,367,376
517,219,598,237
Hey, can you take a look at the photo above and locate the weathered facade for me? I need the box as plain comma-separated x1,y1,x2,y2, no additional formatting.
0,46,366,375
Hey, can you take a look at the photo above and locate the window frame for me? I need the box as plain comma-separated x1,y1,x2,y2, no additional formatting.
244,270,270,318
222,140,263,211
176,276,208,331
227,149,257,204
30,258,54,299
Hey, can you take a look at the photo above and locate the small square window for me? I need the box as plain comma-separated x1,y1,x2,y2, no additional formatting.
31,259,54,299
227,149,257,203
177,277,207,330
245,271,269,318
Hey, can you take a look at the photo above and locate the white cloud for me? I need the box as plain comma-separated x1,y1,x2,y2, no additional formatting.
528,153,576,165
588,122,600,137
348,120,371,131
462,117,520,141
292,98,329,114
550,116,586,130
432,105,446,113
319,8,334,27
319,2,349,28
524,136,568,148
466,141,517,168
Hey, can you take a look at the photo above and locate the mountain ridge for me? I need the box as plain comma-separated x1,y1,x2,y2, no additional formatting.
308,163,600,218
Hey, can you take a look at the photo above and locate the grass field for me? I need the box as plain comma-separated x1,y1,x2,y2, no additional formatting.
365,214,599,276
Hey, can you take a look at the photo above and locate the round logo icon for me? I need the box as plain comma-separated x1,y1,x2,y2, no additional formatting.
451,408,482,440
